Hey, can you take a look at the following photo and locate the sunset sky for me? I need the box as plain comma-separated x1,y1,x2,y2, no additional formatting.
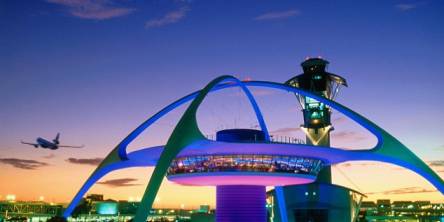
1,0,443,208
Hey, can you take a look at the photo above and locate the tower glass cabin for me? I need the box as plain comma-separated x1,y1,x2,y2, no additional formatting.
285,58,347,182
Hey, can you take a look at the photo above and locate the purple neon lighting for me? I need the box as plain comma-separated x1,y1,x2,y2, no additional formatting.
216,185,267,222
167,173,315,186
118,139,370,167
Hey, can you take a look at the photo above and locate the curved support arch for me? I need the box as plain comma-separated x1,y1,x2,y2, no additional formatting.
245,81,384,144
233,80,270,140
62,146,163,217
116,80,269,160
63,161,142,217
117,84,224,160
63,78,270,219
63,164,123,217
116,92,198,160
243,81,444,194
134,76,272,222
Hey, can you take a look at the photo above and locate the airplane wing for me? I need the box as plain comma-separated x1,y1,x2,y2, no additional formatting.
21,141,39,146
58,144,85,148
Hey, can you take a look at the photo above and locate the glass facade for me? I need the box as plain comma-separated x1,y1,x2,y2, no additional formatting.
167,155,324,176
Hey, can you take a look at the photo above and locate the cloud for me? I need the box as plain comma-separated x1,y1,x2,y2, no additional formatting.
435,145,444,150
395,3,418,11
270,127,301,134
254,9,300,21
340,162,407,171
0,158,49,170
46,0,135,20
97,178,141,187
250,88,277,96
145,6,189,29
332,117,347,124
366,187,437,195
332,131,368,141
391,165,407,171
395,2,426,11
230,88,277,98
42,153,56,159
428,160,444,167
340,162,378,167
66,157,103,166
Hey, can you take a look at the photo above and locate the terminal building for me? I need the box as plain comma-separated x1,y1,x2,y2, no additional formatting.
1,197,443,222
0,200,63,222
61,59,444,222
358,199,444,222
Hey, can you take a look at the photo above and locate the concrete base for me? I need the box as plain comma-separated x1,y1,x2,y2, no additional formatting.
269,183,364,222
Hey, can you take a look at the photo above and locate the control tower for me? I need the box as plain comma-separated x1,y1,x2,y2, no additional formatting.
267,58,362,222
286,57,347,182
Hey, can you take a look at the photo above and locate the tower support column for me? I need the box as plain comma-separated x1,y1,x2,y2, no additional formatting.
305,127,332,183
216,185,266,222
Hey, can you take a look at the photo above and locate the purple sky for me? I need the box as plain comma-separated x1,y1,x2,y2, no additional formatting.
0,0,443,204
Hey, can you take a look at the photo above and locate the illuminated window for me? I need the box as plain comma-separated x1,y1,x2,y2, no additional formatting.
167,155,324,176
313,75,322,80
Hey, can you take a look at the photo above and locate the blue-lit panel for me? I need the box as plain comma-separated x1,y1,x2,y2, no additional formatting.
96,202,118,215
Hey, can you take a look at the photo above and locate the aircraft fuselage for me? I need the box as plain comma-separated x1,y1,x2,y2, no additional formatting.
36,138,58,150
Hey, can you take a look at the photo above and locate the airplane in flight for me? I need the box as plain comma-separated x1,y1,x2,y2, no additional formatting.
21,133,84,150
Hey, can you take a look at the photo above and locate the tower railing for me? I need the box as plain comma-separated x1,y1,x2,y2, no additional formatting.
204,134,305,145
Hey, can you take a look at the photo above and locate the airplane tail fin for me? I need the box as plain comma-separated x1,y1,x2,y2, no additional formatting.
53,133,60,145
